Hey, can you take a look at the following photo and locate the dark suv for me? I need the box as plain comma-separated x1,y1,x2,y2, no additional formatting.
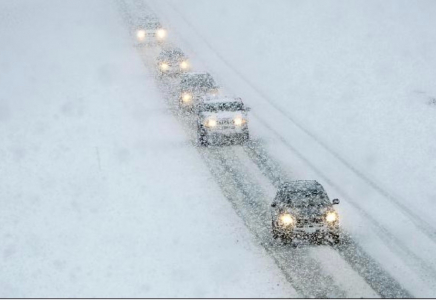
271,180,340,244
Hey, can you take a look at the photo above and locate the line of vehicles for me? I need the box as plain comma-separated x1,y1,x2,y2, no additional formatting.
133,15,342,245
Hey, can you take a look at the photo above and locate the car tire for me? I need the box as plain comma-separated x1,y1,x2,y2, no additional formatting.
240,130,249,144
330,232,340,245
272,221,279,239
197,126,208,146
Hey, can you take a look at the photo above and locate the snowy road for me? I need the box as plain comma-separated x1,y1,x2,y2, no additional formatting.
139,0,436,297
118,0,417,297
1,0,435,297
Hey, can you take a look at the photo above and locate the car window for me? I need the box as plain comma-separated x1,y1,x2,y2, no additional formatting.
199,102,244,112
277,189,330,207
181,75,216,89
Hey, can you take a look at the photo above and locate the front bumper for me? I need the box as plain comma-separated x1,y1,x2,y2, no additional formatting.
136,32,164,44
204,125,248,136
159,67,187,75
274,222,339,238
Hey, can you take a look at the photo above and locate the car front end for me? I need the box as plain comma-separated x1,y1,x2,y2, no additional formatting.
135,27,167,45
200,112,248,140
179,88,219,110
158,59,190,76
272,209,340,242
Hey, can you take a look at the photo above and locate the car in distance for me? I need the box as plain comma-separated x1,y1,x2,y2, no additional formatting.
178,72,219,110
156,47,190,77
271,180,341,244
196,96,250,146
135,16,167,45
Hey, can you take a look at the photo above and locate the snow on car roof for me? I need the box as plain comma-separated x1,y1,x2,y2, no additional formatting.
201,95,242,104
279,180,324,192
181,71,211,77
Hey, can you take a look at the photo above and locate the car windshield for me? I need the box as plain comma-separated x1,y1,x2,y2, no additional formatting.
158,49,185,62
140,21,161,29
277,189,330,208
199,102,244,112
181,75,216,90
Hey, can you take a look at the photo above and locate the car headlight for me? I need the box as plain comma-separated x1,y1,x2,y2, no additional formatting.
160,63,169,71
279,213,295,226
182,93,192,103
180,60,189,69
205,119,217,127
156,29,167,39
326,212,338,223
234,117,245,126
136,29,146,40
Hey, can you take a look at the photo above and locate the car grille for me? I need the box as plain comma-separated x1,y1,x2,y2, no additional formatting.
218,119,233,125
296,218,324,228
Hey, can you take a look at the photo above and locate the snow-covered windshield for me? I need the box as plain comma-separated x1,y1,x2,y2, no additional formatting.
180,74,216,90
199,102,244,112
140,21,161,29
277,190,330,208
158,49,186,62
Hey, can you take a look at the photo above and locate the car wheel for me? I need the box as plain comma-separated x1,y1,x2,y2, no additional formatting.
272,222,279,239
281,235,293,245
241,130,249,144
329,232,340,245
197,126,208,146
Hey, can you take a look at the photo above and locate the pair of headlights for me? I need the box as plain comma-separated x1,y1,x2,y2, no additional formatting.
160,61,189,71
204,117,245,127
278,212,338,226
136,29,167,41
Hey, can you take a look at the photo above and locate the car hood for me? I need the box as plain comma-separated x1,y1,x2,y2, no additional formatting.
284,205,331,219
200,111,246,120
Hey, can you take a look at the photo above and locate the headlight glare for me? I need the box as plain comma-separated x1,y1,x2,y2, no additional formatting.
136,30,146,40
182,93,192,102
279,213,294,226
157,29,167,39
326,212,338,223
234,117,244,126
160,63,169,71
180,61,189,69
206,119,217,127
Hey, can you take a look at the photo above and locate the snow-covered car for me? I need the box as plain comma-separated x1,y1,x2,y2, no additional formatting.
178,72,219,110
196,96,250,146
135,16,167,45
156,47,190,76
271,180,341,244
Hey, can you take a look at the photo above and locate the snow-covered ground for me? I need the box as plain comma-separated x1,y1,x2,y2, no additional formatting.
2,0,436,297
0,0,298,297
145,0,436,296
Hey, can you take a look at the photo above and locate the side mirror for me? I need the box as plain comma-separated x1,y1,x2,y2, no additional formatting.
271,202,277,208
332,199,340,205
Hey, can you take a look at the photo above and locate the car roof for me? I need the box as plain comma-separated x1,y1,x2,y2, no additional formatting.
181,72,211,78
278,180,325,193
201,95,242,104
160,47,184,54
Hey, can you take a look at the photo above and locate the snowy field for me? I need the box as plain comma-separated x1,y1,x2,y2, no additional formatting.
0,0,296,297
1,0,436,297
